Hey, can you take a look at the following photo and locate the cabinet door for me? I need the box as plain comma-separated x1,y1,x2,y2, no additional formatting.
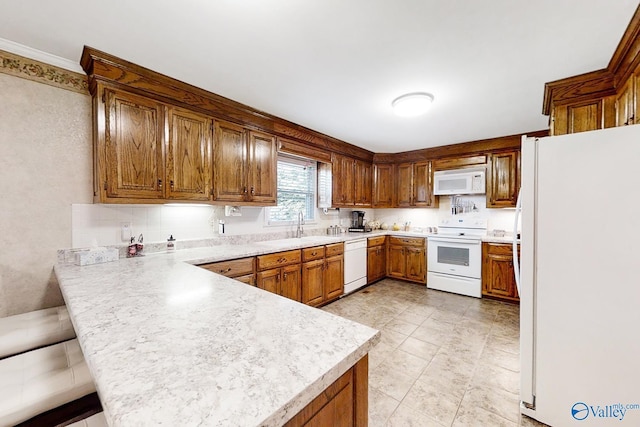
354,160,372,207
484,255,518,299
235,274,256,286
413,161,435,207
396,163,413,207
482,243,520,302
387,245,406,278
280,264,301,302
302,259,325,306
405,247,426,284
367,246,386,283
552,97,615,135
324,255,344,301
372,164,394,207
213,121,246,202
615,77,635,126
256,268,280,295
247,130,277,204
487,150,519,208
332,154,355,206
166,107,213,201
104,89,164,199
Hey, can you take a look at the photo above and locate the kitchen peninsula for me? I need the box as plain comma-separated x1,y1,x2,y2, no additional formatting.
54,241,380,426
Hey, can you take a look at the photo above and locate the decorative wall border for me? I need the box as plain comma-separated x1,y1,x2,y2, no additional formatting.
0,49,88,95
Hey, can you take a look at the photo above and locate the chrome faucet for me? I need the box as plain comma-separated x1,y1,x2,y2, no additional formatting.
296,210,304,238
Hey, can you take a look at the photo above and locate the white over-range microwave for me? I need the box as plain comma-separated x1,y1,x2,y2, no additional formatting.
433,168,486,196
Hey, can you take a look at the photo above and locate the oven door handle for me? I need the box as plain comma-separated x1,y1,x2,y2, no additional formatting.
428,237,481,245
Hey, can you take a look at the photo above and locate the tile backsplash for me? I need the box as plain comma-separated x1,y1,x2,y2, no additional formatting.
71,204,216,248
71,196,517,249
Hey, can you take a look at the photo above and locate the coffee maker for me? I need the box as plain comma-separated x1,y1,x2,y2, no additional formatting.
348,211,371,232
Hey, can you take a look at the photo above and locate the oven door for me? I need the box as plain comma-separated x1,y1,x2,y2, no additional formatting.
427,236,482,279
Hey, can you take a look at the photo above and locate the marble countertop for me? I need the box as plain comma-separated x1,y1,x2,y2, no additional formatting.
55,251,380,426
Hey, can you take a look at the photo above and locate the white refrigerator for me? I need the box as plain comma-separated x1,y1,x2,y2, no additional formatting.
515,125,640,426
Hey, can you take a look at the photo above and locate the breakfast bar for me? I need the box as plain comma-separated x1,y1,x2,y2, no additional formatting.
54,247,380,426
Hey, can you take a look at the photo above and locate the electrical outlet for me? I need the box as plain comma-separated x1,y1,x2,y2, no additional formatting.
121,222,132,242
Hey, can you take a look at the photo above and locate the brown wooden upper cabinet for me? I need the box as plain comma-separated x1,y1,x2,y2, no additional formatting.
395,161,437,208
167,107,214,201
213,121,277,205
98,86,213,203
487,149,520,208
331,153,372,207
615,70,640,127
551,97,616,135
372,163,395,208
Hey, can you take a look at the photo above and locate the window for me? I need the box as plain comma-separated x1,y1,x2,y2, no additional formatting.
266,155,316,224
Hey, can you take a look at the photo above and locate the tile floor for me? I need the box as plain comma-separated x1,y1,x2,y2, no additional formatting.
322,279,549,427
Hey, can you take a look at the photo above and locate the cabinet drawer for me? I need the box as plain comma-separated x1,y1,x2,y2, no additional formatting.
302,246,325,262
325,242,344,256
199,257,255,277
257,250,301,270
367,236,386,247
485,242,518,256
389,236,425,247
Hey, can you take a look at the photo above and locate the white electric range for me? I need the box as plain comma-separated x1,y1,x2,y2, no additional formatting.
426,217,487,298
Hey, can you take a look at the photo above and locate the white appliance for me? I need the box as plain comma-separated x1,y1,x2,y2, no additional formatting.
516,126,640,426
427,218,487,298
433,168,486,195
344,238,367,294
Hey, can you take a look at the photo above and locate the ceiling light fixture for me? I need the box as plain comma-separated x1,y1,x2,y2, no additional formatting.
392,92,434,117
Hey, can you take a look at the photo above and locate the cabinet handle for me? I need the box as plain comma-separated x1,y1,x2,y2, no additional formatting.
158,179,162,189
277,274,281,282
311,251,317,256
243,186,248,194
220,267,232,273
283,272,287,279
170,180,174,189
250,186,255,195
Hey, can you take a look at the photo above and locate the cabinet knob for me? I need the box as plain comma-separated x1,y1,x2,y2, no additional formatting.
250,186,255,195
170,180,174,189
158,179,162,189
243,186,248,194
283,272,287,279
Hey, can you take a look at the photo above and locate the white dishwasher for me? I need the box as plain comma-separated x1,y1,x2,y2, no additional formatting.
344,238,368,294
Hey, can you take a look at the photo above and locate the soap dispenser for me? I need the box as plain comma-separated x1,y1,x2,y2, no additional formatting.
167,235,176,251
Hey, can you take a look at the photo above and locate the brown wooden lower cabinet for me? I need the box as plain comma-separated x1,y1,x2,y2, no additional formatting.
386,237,426,284
302,259,325,306
284,355,369,427
256,250,302,302
324,253,344,301
367,236,387,283
482,242,520,303
301,243,344,307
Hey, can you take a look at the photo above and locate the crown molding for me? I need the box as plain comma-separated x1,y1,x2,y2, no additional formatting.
0,38,83,73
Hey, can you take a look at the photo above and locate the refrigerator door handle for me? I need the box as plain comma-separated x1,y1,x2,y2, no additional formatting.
513,189,522,295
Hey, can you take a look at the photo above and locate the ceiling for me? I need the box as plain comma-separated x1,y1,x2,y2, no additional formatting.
0,1,638,153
